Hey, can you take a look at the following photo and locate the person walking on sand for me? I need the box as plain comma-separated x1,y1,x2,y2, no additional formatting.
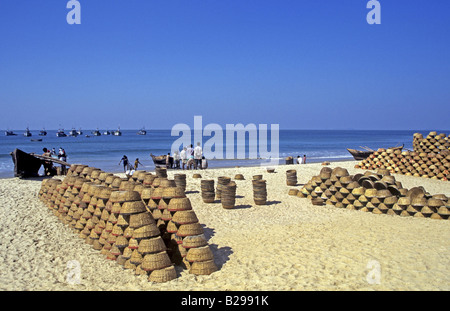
180,147,187,170
134,158,143,170
303,154,306,164
173,151,180,169
194,142,202,169
119,155,129,172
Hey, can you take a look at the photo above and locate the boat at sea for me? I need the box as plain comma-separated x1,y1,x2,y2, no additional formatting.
113,127,122,136
137,127,147,135
56,129,67,137
77,128,83,135
5,130,17,136
103,130,111,135
347,144,404,160
69,128,78,137
39,128,47,136
23,127,32,137
92,129,101,136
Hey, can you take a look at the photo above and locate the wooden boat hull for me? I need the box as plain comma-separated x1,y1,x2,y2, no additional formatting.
150,153,173,167
10,148,70,178
347,144,404,161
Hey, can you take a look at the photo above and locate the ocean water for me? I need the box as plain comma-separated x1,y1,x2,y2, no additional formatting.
0,129,444,178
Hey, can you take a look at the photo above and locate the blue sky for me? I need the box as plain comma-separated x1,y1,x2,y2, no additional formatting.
0,0,449,130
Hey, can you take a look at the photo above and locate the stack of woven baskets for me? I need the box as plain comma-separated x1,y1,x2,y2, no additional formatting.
413,131,450,154
38,164,218,282
355,148,450,181
200,179,215,203
286,169,297,186
252,179,267,205
221,181,237,209
216,176,231,200
296,166,449,220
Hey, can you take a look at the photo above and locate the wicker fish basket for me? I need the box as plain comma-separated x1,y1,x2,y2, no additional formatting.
141,251,172,272
189,260,218,275
185,245,214,263
148,265,177,283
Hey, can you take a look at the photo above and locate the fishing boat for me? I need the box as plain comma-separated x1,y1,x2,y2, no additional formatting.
23,127,32,137
5,130,17,136
77,128,83,135
347,144,404,161
56,128,67,137
103,130,111,135
69,128,78,137
31,138,43,142
92,129,101,136
113,127,122,136
10,148,70,178
137,127,147,135
150,153,171,167
39,128,47,136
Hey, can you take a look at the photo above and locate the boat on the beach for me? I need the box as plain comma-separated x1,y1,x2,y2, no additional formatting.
113,127,122,136
347,144,404,160
137,127,147,135
92,129,101,136
39,128,47,136
5,130,17,136
69,128,78,137
56,129,67,137
23,127,32,137
10,148,70,178
150,153,171,167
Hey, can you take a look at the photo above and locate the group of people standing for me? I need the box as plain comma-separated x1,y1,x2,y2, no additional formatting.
297,154,307,164
41,147,68,176
119,155,143,173
170,143,207,170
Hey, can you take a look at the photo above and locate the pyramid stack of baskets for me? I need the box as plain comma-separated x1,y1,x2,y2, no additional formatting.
355,148,450,181
38,164,218,282
296,166,449,220
413,131,450,154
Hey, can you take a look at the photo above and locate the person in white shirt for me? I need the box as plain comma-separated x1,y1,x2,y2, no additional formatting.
297,155,303,164
180,147,187,170
194,142,202,169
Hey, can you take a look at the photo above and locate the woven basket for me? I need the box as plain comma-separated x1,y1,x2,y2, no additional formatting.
132,224,161,240
185,245,214,263
141,251,172,272
148,265,177,283
182,234,208,249
189,260,218,275
172,210,199,225
177,223,204,237
167,198,192,212
138,236,167,255
120,200,147,215
129,212,155,229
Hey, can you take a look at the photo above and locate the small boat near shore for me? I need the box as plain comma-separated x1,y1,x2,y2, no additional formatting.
347,144,404,160
150,153,172,167
10,148,70,178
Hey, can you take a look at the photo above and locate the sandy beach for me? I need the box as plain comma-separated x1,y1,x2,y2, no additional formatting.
0,160,449,291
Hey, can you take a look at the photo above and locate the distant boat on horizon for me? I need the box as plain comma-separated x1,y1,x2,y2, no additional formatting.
5,130,17,136
137,127,147,135
103,130,111,135
56,128,67,137
113,126,122,136
92,129,101,136
77,128,83,135
23,127,32,137
69,128,78,137
39,128,47,136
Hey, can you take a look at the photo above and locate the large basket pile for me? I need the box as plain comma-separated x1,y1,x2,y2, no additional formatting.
355,148,450,181
296,166,449,220
413,131,450,154
38,164,218,283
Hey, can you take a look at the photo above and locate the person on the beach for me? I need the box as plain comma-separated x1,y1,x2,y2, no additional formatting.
194,142,202,169
173,151,180,169
119,155,129,172
42,148,53,176
134,158,143,170
187,144,195,168
187,157,195,170
303,154,306,164
201,156,208,169
180,147,187,170
166,153,171,169
297,155,303,164
58,148,67,162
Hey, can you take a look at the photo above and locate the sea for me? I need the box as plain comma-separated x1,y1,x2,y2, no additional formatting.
1,129,446,179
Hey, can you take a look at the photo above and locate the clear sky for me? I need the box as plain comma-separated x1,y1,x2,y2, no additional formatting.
0,1,449,130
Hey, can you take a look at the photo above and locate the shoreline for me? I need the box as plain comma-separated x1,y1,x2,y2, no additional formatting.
1,160,449,291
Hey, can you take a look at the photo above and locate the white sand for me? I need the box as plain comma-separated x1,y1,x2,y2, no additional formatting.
0,161,449,291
